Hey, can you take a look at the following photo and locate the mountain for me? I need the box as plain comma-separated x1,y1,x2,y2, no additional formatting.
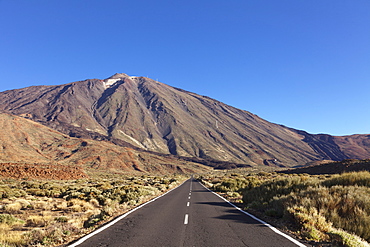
0,112,211,179
1,73,369,167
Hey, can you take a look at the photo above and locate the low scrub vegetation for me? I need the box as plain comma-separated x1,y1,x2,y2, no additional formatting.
198,170,370,247
0,173,186,246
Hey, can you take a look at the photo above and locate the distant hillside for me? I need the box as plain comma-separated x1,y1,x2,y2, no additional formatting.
0,113,211,179
281,159,370,175
0,73,369,167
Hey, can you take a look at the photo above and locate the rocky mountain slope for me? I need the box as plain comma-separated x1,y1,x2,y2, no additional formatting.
0,113,210,178
1,73,369,167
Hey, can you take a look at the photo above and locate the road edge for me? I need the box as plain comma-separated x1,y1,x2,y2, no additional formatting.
68,178,190,247
198,180,308,247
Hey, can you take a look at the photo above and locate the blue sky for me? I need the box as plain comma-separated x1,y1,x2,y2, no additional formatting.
1,0,369,136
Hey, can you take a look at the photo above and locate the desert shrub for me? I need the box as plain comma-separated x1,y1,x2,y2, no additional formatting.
286,205,331,241
98,185,158,204
153,183,167,191
47,188,64,197
0,185,26,199
0,214,24,226
21,180,42,189
323,186,370,242
160,179,170,185
31,200,53,210
240,172,370,243
3,202,22,214
82,203,120,228
67,199,94,212
61,186,103,202
210,175,262,194
54,216,68,223
322,171,370,188
54,201,68,211
25,229,47,245
264,208,281,218
60,179,159,207
84,213,103,228
242,175,318,209
100,200,119,217
24,181,64,197
0,228,25,247
100,186,127,204
213,178,247,192
13,199,31,210
25,222,80,246
96,194,111,206
0,185,13,199
281,185,370,242
96,182,113,190
26,215,52,227
257,171,271,177
26,188,48,197
39,181,65,193
329,228,370,247
123,189,144,203
33,185,65,197
209,177,222,184
90,198,100,207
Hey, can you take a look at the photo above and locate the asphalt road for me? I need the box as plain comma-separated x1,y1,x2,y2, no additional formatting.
71,178,307,247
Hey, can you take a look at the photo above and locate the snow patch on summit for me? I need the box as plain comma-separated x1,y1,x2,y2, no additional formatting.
102,74,139,89
102,78,121,89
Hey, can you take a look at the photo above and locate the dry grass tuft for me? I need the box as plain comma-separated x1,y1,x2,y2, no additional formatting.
0,228,25,246
3,202,22,214
26,215,53,227
67,199,95,212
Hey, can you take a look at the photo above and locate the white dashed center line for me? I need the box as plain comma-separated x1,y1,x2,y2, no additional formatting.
184,214,189,224
187,202,190,207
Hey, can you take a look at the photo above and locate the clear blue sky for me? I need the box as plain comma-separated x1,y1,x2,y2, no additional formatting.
1,0,369,136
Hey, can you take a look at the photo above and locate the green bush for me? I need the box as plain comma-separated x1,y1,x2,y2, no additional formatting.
84,214,103,228
0,214,24,225
0,185,26,198
54,217,68,223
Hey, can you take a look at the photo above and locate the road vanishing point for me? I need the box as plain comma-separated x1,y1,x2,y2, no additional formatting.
70,177,307,247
